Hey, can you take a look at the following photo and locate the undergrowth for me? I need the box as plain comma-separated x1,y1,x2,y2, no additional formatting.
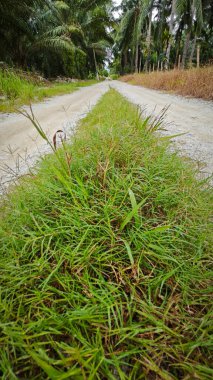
121,66,213,100
0,69,98,112
0,90,212,379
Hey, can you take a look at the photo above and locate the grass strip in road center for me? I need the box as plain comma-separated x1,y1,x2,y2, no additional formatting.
0,90,212,379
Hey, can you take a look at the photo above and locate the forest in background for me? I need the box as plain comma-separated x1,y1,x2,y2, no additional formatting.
0,0,113,79
113,0,213,74
0,0,213,79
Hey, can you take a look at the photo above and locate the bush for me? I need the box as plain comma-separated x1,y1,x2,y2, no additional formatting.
110,73,119,80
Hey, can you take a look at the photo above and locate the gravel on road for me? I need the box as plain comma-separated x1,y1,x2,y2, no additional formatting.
0,82,109,192
111,81,213,182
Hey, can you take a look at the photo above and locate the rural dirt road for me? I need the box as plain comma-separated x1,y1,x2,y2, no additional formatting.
0,80,213,191
0,82,109,191
112,81,213,182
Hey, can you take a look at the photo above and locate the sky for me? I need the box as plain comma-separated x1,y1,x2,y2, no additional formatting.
113,0,122,19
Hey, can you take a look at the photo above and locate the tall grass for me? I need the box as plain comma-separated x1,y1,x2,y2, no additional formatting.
0,68,98,112
121,66,213,100
0,69,35,102
0,90,212,379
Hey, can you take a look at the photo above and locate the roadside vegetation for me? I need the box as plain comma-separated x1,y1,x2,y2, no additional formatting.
0,68,98,112
120,66,213,100
0,0,113,79
112,1,213,75
0,90,212,379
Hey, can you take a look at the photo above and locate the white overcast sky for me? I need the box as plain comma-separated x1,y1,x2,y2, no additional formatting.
113,0,122,18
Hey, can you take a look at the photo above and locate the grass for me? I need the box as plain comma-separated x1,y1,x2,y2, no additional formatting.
0,89,213,379
0,69,98,112
121,66,213,100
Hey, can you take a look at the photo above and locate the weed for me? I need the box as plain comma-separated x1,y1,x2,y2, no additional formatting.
0,90,212,379
0,68,98,112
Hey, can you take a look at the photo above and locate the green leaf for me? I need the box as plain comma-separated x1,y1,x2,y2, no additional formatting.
120,191,146,231
28,350,62,379
122,239,134,265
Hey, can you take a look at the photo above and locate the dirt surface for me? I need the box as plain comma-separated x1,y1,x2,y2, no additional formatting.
0,80,213,192
112,81,213,182
0,82,109,192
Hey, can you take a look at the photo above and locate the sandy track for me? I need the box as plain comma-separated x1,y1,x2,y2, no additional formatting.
111,81,213,181
0,80,213,191
0,82,110,190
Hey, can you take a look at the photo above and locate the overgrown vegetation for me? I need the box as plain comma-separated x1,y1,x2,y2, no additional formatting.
120,66,213,100
0,68,98,112
112,0,213,74
0,90,212,379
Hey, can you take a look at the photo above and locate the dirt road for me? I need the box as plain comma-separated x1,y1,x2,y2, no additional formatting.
0,82,109,191
0,80,213,191
112,81,213,181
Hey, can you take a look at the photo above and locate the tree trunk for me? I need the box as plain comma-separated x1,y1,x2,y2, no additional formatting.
197,44,200,68
124,51,128,68
144,9,152,72
138,45,142,73
178,54,181,70
93,48,99,80
139,48,142,72
175,19,184,67
135,43,139,73
189,36,197,68
130,50,134,73
165,0,176,69
181,30,191,69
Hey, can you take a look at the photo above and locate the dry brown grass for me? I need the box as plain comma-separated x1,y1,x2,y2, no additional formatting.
120,66,213,100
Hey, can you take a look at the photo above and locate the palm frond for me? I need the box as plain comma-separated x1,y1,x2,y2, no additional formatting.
54,1,70,12
31,36,75,53
176,0,188,16
137,0,151,38
42,25,70,38
115,8,135,49
193,0,203,28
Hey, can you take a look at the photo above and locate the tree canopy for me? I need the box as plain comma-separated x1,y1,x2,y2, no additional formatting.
112,0,213,74
0,0,212,78
0,0,114,78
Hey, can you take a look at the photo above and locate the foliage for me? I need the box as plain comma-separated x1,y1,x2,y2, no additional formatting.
0,0,113,78
110,73,119,79
0,68,35,100
0,90,212,379
113,0,213,73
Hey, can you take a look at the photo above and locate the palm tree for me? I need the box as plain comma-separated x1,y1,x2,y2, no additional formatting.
143,0,154,72
0,0,113,77
81,3,113,77
176,0,203,68
0,0,46,65
165,0,176,69
116,0,153,73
